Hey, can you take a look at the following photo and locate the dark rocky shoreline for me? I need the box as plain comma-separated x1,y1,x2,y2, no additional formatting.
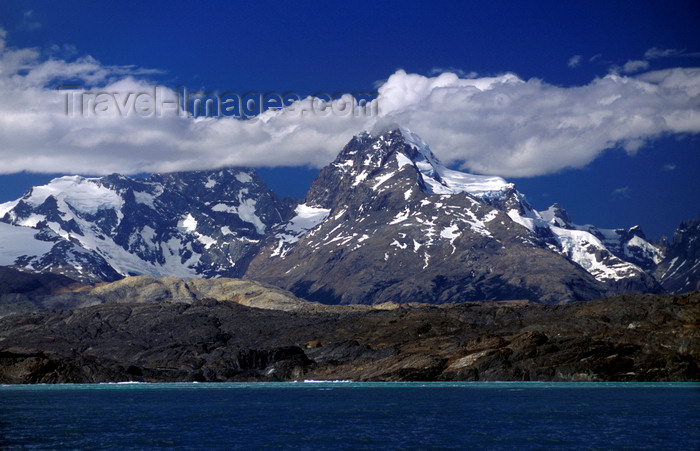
1,291,697,384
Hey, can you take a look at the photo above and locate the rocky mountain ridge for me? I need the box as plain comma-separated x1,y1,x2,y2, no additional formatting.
246,128,664,303
0,169,294,283
0,127,697,304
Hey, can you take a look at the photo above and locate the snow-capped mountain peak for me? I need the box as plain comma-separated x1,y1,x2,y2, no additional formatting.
0,168,294,283
320,127,513,203
247,127,664,304
399,127,514,198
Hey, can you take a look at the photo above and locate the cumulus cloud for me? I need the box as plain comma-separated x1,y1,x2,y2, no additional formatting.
0,30,699,178
378,68,700,176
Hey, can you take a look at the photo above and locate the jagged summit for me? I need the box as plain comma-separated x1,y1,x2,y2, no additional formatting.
305,127,512,207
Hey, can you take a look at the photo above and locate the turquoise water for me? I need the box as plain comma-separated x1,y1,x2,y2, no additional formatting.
1,382,698,449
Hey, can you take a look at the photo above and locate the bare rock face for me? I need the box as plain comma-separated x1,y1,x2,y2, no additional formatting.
68,275,312,311
0,292,697,383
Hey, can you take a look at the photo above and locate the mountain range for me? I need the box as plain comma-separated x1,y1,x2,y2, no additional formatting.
1,127,697,305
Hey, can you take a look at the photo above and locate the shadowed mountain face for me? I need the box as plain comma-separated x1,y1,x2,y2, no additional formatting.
1,127,694,304
654,216,700,293
246,128,661,304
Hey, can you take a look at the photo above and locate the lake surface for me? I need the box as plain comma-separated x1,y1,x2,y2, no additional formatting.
1,382,698,449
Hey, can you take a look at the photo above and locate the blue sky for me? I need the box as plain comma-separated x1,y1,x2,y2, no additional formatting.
0,0,698,238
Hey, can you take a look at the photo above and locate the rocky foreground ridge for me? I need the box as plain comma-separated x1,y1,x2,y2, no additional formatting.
0,281,697,383
0,266,309,317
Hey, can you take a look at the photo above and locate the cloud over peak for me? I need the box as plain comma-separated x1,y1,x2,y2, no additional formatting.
378,69,700,176
0,31,699,179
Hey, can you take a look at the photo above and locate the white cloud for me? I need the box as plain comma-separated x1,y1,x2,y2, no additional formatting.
645,47,683,59
377,69,700,176
661,164,676,171
568,55,582,68
0,47,372,174
621,59,650,74
0,30,699,178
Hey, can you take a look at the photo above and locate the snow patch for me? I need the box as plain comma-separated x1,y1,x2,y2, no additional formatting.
440,223,461,253
440,223,461,241
389,208,410,225
235,172,253,183
413,239,422,252
0,200,19,218
197,234,216,249
390,239,407,250
352,171,369,187
395,153,413,169
372,172,395,191
133,191,156,207
17,214,46,228
236,198,266,234
286,204,331,234
178,214,197,233
140,226,156,243
270,204,330,258
212,198,266,235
